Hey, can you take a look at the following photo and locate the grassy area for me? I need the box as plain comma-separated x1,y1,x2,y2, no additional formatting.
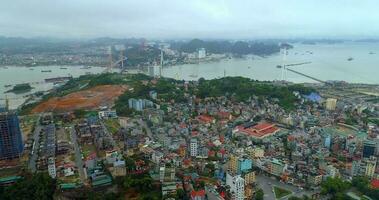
273,186,292,199
82,144,96,159
104,119,121,135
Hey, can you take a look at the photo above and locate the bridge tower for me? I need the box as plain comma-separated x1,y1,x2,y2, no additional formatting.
159,50,164,77
107,46,113,73
281,48,288,81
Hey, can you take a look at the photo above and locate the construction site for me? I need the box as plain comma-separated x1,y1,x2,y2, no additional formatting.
31,85,128,113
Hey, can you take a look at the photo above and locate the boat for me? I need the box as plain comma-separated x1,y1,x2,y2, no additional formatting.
347,57,353,61
369,52,375,55
60,67,68,69
29,68,34,70
41,70,52,72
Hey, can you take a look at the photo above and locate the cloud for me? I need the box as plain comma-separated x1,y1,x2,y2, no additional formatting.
0,0,378,39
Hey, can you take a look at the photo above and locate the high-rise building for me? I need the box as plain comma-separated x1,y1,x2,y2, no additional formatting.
198,48,206,59
237,157,252,174
365,156,377,178
324,134,331,149
226,172,245,200
325,98,337,111
268,159,286,177
0,105,23,159
363,140,376,158
148,65,161,77
190,138,198,157
228,154,238,174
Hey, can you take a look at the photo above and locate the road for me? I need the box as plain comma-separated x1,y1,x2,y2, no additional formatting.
70,126,86,184
28,115,41,172
99,121,116,147
137,118,153,139
256,174,316,200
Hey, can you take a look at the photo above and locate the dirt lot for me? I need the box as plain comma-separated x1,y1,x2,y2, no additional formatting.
32,85,127,113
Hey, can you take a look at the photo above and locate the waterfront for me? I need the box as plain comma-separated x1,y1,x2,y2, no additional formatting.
163,42,379,84
0,65,104,108
1,42,379,109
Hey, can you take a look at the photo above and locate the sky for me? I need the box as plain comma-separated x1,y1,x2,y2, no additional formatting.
0,0,378,39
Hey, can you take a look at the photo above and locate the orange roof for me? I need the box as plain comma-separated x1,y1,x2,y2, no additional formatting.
191,190,206,198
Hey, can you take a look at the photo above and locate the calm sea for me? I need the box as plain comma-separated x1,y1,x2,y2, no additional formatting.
1,42,379,109
163,42,379,84
0,66,104,109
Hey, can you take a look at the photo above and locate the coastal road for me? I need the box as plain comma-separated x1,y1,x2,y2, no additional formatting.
70,126,86,184
256,174,316,200
28,115,42,172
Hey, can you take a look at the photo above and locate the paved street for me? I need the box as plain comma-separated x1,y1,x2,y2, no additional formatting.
137,118,153,139
99,120,116,147
70,126,86,184
256,174,316,200
28,115,41,172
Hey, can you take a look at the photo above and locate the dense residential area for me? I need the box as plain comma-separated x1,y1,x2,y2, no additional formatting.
1,73,379,200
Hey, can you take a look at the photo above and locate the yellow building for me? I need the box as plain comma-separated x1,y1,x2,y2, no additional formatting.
325,98,337,111
228,154,238,174
245,185,254,199
244,171,256,185
249,148,264,159
365,156,377,178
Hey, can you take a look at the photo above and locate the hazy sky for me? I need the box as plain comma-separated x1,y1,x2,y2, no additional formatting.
1,0,378,39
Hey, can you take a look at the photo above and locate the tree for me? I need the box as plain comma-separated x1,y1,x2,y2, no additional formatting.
0,172,56,200
255,188,264,200
176,188,185,199
321,177,351,198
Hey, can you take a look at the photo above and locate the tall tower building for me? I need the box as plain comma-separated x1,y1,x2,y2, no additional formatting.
226,172,245,200
228,154,238,174
190,138,198,157
362,140,376,158
0,105,23,159
365,156,377,178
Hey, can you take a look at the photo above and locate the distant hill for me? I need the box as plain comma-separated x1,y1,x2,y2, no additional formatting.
171,39,283,56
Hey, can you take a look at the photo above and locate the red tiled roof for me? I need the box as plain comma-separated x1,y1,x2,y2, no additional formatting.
180,123,187,129
371,179,379,189
197,115,214,124
85,152,97,161
217,111,231,119
236,123,279,138
191,131,199,136
191,190,206,198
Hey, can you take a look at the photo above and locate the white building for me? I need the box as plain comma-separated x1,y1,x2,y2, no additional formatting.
190,138,198,157
226,173,245,200
149,65,161,77
198,48,206,59
325,98,337,111
98,110,117,119
47,157,56,178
